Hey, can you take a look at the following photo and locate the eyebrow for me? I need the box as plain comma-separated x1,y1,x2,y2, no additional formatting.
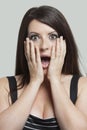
28,31,58,35
28,32,40,36
48,31,58,35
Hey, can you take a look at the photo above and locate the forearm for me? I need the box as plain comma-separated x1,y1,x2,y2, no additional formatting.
50,79,87,130
0,81,40,130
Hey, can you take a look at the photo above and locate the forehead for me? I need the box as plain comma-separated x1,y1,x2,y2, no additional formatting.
28,19,56,33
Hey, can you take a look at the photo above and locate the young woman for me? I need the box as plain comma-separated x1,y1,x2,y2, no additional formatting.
0,5,87,130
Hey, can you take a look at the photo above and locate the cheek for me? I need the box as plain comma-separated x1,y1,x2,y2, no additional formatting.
50,40,57,48
49,43,54,49
51,40,57,45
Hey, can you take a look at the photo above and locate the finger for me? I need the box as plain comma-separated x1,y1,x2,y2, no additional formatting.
25,38,31,61
61,38,66,58
35,45,41,63
51,44,56,60
63,40,66,56
30,41,35,63
24,38,29,58
60,37,66,63
56,37,61,58
24,41,27,57
60,36,63,49
56,38,60,57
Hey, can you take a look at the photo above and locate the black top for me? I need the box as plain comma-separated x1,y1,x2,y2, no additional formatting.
7,75,80,130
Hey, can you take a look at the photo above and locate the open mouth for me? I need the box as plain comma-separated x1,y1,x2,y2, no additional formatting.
41,56,50,69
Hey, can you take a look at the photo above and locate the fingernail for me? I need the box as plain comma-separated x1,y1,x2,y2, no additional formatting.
60,36,63,39
26,37,29,41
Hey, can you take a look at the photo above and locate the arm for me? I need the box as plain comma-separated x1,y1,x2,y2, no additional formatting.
50,77,87,130
0,78,41,130
48,36,87,130
0,38,44,130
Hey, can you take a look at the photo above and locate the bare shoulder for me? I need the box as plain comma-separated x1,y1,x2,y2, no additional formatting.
78,76,87,95
75,76,87,117
79,76,87,85
0,75,22,92
0,77,10,112
0,77,9,93
0,75,22,112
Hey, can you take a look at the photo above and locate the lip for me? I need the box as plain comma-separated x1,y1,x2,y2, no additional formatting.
40,54,51,69
40,54,51,58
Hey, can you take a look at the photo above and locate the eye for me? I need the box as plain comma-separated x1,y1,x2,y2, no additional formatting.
49,34,58,40
29,35,39,41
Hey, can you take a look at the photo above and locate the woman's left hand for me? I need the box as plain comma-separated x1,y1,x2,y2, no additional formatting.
47,36,66,81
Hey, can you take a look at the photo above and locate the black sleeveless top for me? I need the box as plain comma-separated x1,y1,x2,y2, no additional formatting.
7,75,80,130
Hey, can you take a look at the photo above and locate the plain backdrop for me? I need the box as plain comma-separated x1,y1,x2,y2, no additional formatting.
0,0,87,77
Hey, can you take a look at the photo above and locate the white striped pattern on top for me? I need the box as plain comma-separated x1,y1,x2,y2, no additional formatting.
23,114,60,130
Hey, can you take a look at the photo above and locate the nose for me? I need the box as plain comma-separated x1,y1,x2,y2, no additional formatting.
39,39,49,51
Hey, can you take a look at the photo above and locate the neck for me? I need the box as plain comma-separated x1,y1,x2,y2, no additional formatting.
39,77,51,92
42,76,50,85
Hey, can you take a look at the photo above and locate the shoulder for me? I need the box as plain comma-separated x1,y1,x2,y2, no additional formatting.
0,75,22,93
0,75,23,111
78,76,87,89
79,76,87,84
0,77,10,112
0,77,9,93
63,75,87,97
78,76,87,96
75,76,87,117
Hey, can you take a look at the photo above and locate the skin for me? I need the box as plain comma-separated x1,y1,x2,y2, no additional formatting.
0,20,87,130
24,20,66,117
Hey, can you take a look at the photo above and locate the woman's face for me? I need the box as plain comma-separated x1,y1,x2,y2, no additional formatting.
28,20,58,74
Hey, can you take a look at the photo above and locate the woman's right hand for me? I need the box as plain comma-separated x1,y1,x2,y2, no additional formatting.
24,38,44,84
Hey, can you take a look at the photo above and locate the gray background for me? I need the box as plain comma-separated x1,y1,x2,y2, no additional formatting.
0,0,87,77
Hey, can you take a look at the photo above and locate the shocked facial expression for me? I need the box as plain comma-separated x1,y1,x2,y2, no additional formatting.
28,20,58,73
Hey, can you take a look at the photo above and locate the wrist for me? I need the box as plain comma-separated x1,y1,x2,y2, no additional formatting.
50,77,62,87
49,75,60,82
30,79,42,87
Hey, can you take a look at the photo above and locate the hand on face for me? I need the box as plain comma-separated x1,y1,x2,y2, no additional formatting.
24,38,44,84
24,36,66,83
47,36,66,80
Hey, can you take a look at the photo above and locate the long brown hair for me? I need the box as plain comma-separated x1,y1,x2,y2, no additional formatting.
15,5,81,88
